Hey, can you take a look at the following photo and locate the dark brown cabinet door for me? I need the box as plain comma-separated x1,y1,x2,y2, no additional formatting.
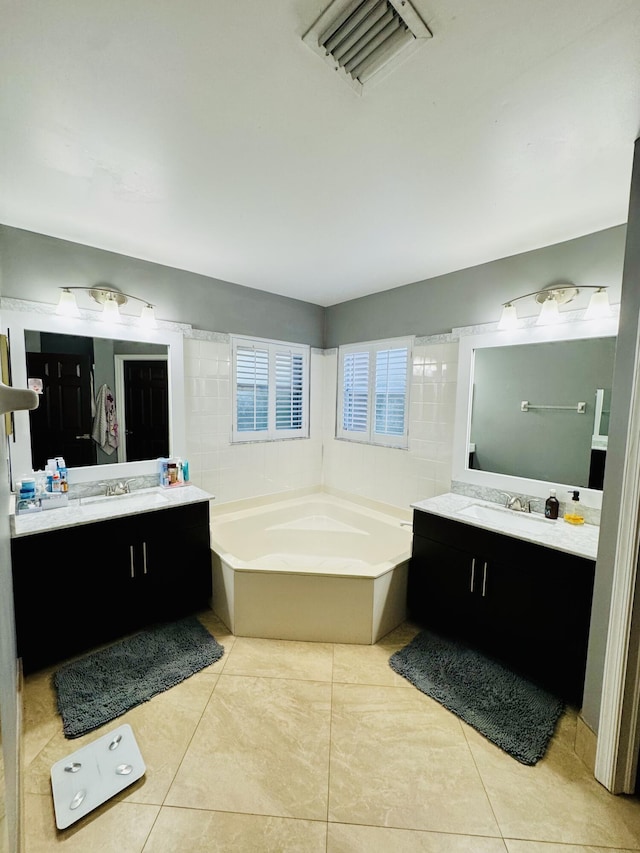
144,503,212,621
409,535,479,642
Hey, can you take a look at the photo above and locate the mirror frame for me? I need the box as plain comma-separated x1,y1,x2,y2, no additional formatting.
3,306,186,486
452,315,620,509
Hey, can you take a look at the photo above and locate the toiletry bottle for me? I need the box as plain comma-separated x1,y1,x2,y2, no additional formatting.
182,459,190,482
564,490,585,525
19,478,36,501
35,470,46,497
52,471,61,493
157,457,169,487
56,457,68,492
545,489,559,520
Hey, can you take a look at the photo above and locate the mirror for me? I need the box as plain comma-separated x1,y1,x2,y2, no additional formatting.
452,316,619,507
4,306,186,487
25,331,169,469
468,337,615,489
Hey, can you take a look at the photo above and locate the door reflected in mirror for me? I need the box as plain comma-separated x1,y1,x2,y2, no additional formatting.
25,331,169,469
468,337,616,490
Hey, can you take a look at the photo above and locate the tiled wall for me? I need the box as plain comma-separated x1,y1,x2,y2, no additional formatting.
322,341,458,509
182,334,459,512
182,336,323,505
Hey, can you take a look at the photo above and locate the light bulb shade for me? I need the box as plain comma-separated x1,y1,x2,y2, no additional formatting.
140,304,157,328
56,288,80,317
584,288,612,321
498,304,519,330
536,295,561,325
102,296,121,322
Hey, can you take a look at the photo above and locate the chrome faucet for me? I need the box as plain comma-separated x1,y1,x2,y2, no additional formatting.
499,492,528,512
99,479,135,496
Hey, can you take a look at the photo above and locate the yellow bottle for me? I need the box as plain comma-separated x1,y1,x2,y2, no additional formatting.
564,489,585,525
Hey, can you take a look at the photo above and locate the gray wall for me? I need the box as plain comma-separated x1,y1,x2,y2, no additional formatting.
0,226,325,348
582,138,640,732
470,338,616,487
324,226,627,345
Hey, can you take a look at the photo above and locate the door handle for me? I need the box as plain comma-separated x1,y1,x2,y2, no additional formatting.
482,562,488,597
129,545,135,579
142,542,148,574
470,557,476,592
75,434,91,439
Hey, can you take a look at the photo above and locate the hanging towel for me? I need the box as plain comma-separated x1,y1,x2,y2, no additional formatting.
91,383,119,455
90,371,96,418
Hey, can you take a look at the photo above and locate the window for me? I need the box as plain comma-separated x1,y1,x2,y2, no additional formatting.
231,336,309,442
337,337,412,448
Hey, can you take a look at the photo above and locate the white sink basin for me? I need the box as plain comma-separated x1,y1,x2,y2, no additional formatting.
457,503,554,534
81,490,169,511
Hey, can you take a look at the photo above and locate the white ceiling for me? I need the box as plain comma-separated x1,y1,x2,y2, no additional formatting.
1,1,639,307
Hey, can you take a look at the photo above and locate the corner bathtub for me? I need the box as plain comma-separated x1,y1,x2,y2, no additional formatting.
210,492,412,644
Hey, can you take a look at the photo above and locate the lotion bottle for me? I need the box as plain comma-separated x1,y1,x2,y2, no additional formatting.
545,489,559,520
564,490,585,525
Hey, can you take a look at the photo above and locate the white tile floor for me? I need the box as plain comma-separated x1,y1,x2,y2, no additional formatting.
20,611,640,852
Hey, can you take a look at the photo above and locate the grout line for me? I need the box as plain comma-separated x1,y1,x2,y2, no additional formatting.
460,719,507,845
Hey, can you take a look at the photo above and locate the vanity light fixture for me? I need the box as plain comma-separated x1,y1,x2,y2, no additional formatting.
139,303,157,329
584,287,613,321
56,286,157,327
535,292,562,326
56,288,81,318
498,284,611,330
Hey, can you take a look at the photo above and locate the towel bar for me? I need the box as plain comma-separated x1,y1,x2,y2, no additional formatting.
521,401,586,413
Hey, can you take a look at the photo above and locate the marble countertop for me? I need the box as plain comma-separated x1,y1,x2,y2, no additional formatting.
11,485,214,538
411,493,599,561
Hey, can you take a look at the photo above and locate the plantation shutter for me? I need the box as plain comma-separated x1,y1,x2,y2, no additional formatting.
342,351,369,433
275,350,304,430
232,336,309,442
337,337,412,447
374,347,408,436
235,345,269,433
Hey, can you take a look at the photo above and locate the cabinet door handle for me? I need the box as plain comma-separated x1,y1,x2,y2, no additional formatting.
129,545,135,579
142,542,148,574
470,557,476,592
482,562,488,597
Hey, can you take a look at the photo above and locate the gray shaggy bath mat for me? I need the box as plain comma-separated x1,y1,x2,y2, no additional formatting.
389,630,563,765
53,616,224,738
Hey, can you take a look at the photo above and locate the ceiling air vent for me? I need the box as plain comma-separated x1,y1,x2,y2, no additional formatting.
303,0,432,94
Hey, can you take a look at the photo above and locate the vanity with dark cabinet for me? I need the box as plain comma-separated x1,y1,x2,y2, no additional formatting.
408,503,596,704
11,490,212,673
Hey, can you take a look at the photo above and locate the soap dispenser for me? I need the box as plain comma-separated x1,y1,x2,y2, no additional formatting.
564,490,585,525
545,489,559,520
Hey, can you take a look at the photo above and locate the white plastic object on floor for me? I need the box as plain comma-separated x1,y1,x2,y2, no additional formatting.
50,723,145,829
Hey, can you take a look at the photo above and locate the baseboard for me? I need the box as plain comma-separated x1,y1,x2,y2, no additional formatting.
575,713,598,774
